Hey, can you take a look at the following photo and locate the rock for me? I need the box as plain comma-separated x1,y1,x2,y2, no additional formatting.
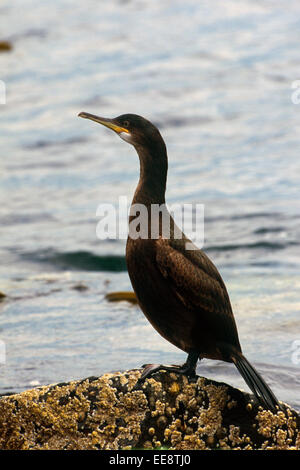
71,283,89,292
0,291,6,301
0,41,12,52
0,369,299,450
105,291,137,304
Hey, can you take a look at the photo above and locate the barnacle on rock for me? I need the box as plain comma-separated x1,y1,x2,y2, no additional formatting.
0,369,298,450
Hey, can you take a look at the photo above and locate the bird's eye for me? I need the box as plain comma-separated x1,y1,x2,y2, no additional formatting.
123,120,130,128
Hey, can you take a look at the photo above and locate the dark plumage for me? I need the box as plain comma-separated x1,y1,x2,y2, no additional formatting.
78,111,281,411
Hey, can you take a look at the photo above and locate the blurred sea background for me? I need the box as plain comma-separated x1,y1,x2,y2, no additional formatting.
0,0,299,410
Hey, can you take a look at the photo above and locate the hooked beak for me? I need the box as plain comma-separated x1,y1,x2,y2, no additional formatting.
78,112,130,134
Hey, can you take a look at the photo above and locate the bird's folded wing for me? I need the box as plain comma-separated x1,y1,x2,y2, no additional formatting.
155,237,233,317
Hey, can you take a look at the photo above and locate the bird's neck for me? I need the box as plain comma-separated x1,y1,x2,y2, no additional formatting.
132,143,168,207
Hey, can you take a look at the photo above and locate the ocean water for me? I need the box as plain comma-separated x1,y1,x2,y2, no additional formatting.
0,0,300,410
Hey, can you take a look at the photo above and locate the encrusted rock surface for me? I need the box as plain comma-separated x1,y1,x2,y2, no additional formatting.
0,369,299,450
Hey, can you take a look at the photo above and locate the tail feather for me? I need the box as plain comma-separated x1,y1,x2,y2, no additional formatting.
232,353,281,412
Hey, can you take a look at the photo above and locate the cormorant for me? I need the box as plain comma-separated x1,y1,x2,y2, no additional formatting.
78,111,280,411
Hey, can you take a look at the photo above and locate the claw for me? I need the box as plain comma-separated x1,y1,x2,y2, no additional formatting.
140,363,162,380
133,352,199,390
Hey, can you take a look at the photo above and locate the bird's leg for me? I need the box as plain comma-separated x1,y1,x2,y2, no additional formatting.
137,351,199,384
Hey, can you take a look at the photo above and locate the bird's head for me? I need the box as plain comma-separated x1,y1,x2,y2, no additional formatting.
78,112,164,150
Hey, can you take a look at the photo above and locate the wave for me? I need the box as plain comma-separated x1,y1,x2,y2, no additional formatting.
19,249,127,272
18,237,299,274
24,135,88,150
205,240,299,252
